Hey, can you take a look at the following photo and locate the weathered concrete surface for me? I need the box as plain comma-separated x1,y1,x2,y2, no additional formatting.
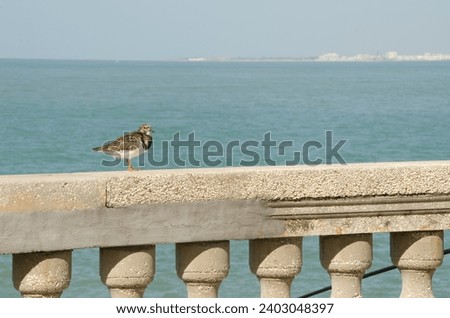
0,173,106,212
0,200,283,254
100,245,155,298
391,231,443,297
1,161,450,211
1,161,450,253
1,195,449,254
176,241,230,298
13,250,72,298
320,234,372,298
105,161,450,207
249,237,302,298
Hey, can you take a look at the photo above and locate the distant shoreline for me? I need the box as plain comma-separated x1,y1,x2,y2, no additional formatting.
181,52,450,63
2,52,450,63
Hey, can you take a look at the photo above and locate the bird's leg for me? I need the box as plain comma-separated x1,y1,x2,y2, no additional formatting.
125,159,135,171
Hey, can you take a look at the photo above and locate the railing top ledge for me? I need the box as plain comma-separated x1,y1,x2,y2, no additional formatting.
1,160,450,212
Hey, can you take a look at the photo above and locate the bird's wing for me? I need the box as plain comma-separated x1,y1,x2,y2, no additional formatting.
121,133,144,150
93,131,148,152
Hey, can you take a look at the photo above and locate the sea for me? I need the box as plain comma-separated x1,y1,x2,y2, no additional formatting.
1,59,450,298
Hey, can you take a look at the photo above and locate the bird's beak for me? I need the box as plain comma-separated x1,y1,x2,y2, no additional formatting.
151,129,155,133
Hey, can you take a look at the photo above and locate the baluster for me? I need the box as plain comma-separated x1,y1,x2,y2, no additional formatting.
100,245,155,298
13,250,72,298
390,231,443,298
249,237,302,298
176,241,230,298
320,234,372,298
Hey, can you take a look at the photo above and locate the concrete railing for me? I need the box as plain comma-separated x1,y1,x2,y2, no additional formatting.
1,161,450,298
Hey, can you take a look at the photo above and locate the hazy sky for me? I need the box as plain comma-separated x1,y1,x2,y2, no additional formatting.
1,0,449,60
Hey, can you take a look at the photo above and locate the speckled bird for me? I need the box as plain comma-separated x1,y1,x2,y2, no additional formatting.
92,124,154,171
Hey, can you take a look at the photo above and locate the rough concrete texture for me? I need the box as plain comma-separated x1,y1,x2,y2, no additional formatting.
12,250,71,298
249,238,302,297
105,161,450,207
0,173,106,212
286,214,450,237
2,163,449,298
176,241,230,298
1,161,450,211
100,245,155,298
320,234,372,273
390,231,443,269
320,234,372,298
1,162,450,254
390,231,443,297
249,237,302,278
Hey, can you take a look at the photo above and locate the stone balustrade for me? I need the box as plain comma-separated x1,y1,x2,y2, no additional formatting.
1,161,450,298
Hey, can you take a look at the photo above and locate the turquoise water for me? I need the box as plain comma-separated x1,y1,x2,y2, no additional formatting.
1,60,450,297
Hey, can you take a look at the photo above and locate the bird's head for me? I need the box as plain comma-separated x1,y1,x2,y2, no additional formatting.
138,124,154,136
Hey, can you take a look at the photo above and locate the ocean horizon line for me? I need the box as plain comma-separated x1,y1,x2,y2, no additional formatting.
2,51,450,63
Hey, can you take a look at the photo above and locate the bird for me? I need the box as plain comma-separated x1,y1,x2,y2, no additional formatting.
92,124,154,171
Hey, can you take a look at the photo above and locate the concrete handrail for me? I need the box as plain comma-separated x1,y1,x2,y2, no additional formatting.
2,161,450,298
1,161,450,253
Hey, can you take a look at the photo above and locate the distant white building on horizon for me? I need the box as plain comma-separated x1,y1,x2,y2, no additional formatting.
385,51,399,60
316,51,450,62
317,53,340,61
